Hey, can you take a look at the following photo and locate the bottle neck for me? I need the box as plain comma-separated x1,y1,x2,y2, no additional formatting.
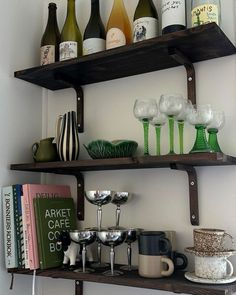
113,0,125,10
66,0,77,21
90,0,100,18
47,5,57,28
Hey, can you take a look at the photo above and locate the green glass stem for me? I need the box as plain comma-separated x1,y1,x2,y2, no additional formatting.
155,126,161,156
178,121,184,154
168,116,175,155
142,119,149,155
208,128,222,152
190,124,212,153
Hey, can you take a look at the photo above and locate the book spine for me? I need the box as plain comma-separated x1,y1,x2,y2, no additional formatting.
21,196,29,268
2,186,18,268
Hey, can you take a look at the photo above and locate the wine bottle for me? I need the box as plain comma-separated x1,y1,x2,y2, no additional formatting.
106,0,132,49
161,0,186,34
133,0,159,43
83,0,105,55
60,0,82,61
40,3,60,65
191,0,221,27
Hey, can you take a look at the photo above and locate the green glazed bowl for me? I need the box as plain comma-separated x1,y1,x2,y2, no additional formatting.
84,140,138,159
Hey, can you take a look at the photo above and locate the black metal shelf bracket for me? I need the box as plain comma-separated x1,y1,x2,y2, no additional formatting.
54,72,84,133
75,280,83,295
169,48,196,105
170,164,199,226
74,173,84,221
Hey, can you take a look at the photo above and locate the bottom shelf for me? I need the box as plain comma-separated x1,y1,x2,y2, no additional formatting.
9,265,236,295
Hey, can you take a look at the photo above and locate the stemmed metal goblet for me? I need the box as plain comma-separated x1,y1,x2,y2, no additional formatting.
70,230,96,273
111,192,131,229
85,190,115,268
159,94,185,155
186,104,213,153
120,228,143,271
133,98,158,155
207,110,225,152
149,109,167,155
97,229,127,276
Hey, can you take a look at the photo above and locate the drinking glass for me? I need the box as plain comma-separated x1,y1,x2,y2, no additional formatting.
186,104,213,153
97,230,127,276
133,99,158,155
174,100,193,154
149,109,167,155
111,192,131,229
207,111,225,152
159,94,185,154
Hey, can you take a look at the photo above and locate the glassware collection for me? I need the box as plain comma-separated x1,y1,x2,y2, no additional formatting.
40,0,221,64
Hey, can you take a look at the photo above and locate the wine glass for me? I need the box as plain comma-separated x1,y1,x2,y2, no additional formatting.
207,111,225,152
70,230,96,273
97,229,127,276
85,190,115,268
159,94,185,155
174,99,193,154
120,228,143,271
186,104,213,153
149,109,167,155
111,192,131,229
133,99,158,155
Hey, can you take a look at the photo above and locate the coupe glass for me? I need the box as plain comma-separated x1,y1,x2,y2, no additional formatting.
149,109,167,155
133,98,158,155
97,230,127,276
111,192,131,229
207,111,225,152
174,100,193,154
186,104,213,153
159,94,185,154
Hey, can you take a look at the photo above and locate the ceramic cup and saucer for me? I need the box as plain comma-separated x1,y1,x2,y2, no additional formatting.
185,228,236,284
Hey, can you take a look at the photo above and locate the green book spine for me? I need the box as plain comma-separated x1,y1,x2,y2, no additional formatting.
34,197,76,269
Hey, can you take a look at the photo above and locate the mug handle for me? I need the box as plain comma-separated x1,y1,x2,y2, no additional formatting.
173,252,188,270
225,258,234,277
223,233,234,250
32,142,39,161
159,238,171,255
161,257,174,277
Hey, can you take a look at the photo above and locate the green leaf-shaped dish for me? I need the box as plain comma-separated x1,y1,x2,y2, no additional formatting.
84,140,138,159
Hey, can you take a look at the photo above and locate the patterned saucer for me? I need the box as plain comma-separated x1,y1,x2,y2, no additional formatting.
185,246,236,257
185,272,236,284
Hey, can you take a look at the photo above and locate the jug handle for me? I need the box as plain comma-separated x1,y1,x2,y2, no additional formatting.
32,142,39,161
56,115,63,145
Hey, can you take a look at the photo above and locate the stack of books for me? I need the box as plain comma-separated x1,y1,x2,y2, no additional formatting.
2,184,77,270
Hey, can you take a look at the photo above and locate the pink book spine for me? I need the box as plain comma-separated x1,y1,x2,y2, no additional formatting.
22,184,71,270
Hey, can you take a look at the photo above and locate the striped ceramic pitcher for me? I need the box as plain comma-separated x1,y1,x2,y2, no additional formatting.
56,111,80,161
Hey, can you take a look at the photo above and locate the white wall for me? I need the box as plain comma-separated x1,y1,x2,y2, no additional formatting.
1,1,236,295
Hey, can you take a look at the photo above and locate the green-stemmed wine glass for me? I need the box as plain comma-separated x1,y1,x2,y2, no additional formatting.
159,94,185,155
174,100,193,154
187,104,213,153
207,111,225,153
133,99,158,155
149,109,167,155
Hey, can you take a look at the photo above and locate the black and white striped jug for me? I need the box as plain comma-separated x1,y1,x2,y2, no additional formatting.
56,111,80,161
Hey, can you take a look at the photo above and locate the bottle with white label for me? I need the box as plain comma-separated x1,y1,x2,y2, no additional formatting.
60,0,82,61
40,3,60,65
83,0,105,55
161,0,186,34
106,0,132,50
191,0,221,27
133,0,159,43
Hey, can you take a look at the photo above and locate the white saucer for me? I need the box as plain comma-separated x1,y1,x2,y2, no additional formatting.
185,272,236,284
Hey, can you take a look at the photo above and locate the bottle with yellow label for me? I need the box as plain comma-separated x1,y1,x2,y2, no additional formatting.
106,0,132,49
191,0,221,27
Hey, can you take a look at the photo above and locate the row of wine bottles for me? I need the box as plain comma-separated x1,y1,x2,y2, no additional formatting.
40,0,221,65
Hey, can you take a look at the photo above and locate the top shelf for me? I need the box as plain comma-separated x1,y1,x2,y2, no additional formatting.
14,23,236,91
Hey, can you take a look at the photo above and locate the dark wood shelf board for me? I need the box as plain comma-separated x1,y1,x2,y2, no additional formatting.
9,268,236,295
10,153,236,175
14,23,236,91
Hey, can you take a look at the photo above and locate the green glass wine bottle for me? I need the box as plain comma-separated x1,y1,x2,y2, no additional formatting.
133,0,159,43
60,0,82,61
83,0,105,55
40,3,60,65
191,0,221,27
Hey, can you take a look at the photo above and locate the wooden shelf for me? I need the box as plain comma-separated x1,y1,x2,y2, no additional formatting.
10,153,236,174
14,23,236,91
9,267,236,295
